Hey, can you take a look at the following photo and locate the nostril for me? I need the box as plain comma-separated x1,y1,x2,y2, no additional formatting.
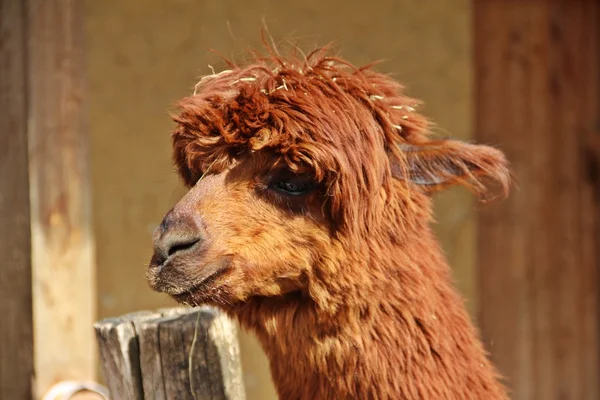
167,238,201,257
153,212,206,262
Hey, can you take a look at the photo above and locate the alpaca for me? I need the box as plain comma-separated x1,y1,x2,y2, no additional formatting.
147,45,510,400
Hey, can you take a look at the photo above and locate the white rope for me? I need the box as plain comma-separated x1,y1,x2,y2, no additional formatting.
41,380,110,400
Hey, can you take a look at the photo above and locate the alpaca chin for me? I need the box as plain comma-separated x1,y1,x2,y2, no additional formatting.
148,251,233,301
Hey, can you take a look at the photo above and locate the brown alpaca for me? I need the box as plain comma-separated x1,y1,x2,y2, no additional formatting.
147,45,510,399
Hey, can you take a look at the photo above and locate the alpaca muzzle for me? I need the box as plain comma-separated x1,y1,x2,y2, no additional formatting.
147,206,211,296
151,209,206,270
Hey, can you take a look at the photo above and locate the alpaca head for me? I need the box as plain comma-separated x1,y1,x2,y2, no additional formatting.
147,48,509,311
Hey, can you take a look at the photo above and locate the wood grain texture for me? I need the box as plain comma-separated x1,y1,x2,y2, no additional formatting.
137,308,189,399
27,0,97,396
0,0,34,398
94,311,161,399
95,307,245,400
475,1,600,399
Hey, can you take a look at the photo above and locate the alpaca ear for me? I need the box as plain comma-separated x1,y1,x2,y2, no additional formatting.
389,140,510,197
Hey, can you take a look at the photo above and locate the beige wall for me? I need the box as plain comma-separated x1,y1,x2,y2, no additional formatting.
87,1,472,399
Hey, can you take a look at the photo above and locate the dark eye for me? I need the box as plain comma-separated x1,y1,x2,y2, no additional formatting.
271,179,315,196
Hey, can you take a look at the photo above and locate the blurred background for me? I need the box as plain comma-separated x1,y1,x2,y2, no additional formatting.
1,0,598,399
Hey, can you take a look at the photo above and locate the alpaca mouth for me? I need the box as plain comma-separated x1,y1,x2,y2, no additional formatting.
170,266,229,305
152,255,233,300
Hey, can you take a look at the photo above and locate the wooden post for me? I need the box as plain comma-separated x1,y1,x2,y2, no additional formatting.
94,306,246,400
28,0,96,396
0,0,34,398
475,0,600,399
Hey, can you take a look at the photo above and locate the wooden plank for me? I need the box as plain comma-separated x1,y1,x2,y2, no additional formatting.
95,307,245,400
475,0,600,399
206,310,246,399
93,308,189,399
27,0,96,397
93,311,161,399
139,307,245,400
137,319,167,399
156,309,244,400
0,0,34,398
137,308,189,399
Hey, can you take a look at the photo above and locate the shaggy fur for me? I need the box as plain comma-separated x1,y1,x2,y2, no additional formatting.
148,45,510,399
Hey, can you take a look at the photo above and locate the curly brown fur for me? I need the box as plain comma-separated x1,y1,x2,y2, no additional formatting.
148,44,510,399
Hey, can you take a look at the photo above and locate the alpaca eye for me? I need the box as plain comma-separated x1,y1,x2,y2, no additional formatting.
271,179,314,196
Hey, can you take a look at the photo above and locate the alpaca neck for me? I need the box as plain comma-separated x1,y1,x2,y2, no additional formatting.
234,227,508,400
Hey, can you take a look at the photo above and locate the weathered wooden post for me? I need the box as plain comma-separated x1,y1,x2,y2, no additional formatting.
94,306,246,400
1,0,96,397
